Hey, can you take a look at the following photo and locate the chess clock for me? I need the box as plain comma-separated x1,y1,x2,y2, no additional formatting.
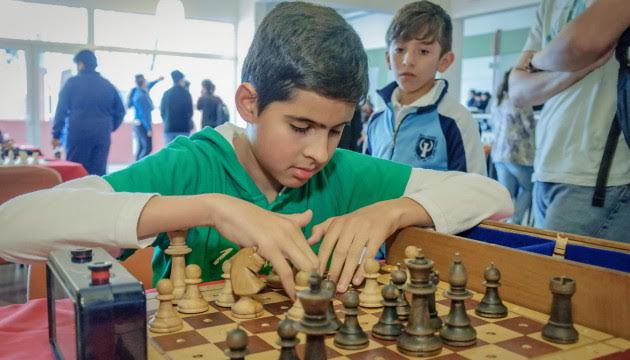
46,248,147,360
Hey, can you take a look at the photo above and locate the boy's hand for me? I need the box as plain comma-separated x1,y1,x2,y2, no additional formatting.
208,194,318,299
308,198,424,293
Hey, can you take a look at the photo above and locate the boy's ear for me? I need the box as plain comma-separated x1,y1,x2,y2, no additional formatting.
438,51,455,73
235,83,259,124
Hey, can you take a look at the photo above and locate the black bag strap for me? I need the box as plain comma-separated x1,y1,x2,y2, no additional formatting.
592,116,621,207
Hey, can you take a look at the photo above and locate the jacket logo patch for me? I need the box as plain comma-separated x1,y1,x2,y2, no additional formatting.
416,135,437,160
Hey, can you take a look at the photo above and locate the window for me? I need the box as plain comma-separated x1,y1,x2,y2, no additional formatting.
0,49,27,121
40,52,77,122
0,1,87,44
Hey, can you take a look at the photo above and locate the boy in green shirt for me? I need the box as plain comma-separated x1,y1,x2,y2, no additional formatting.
0,2,512,298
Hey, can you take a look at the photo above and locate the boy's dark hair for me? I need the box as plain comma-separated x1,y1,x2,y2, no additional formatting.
241,1,368,113
202,79,215,94
134,74,145,87
386,1,452,55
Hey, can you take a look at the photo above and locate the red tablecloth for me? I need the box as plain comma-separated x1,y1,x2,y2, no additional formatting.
43,159,88,182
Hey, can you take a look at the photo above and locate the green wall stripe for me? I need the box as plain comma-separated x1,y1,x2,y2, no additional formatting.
462,28,530,59
366,48,389,86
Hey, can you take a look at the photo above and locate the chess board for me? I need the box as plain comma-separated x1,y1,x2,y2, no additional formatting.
146,279,630,359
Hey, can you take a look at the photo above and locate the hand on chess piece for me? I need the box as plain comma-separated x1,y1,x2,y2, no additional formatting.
207,195,318,299
308,198,430,292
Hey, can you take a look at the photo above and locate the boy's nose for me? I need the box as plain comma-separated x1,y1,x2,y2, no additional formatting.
402,51,415,66
303,136,329,164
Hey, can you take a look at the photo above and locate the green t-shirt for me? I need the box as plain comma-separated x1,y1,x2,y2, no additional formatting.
104,127,411,285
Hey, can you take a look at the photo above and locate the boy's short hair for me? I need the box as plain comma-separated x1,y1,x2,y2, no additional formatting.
202,79,215,94
386,1,452,56
241,1,368,113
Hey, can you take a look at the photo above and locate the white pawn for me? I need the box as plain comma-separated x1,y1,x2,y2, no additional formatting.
165,230,192,303
287,270,310,321
359,258,383,308
18,151,28,165
149,279,183,333
31,152,39,164
215,260,236,308
177,264,209,314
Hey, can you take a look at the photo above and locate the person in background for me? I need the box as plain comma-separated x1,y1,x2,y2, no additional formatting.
51,49,125,175
197,79,228,128
128,74,163,160
491,69,536,225
160,70,194,144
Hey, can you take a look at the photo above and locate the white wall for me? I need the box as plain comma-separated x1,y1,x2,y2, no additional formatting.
347,13,393,50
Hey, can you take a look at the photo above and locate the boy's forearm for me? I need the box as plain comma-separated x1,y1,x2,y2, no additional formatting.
390,197,433,229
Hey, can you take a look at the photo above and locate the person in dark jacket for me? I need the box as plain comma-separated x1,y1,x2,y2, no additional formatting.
52,49,125,175
197,79,227,128
160,70,193,144
128,74,163,160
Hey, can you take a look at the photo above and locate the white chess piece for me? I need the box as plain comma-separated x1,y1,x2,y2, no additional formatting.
359,258,383,308
149,279,183,333
165,230,192,303
287,270,310,321
177,264,209,314
215,260,236,308
18,151,28,165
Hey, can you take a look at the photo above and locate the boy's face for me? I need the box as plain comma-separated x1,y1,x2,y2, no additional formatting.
237,85,354,191
386,38,453,98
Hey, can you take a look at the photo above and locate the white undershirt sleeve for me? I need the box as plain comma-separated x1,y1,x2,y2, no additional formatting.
402,169,513,234
0,176,158,264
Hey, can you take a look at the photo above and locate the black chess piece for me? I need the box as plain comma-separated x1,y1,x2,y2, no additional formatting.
372,282,403,340
321,278,342,332
475,263,508,318
334,287,369,349
439,253,477,347
294,272,336,360
224,325,248,360
542,276,579,344
391,267,410,322
396,246,442,357
277,317,300,360
428,270,443,330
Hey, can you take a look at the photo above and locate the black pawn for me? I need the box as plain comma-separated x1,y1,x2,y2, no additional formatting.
391,268,410,322
277,317,300,360
428,270,443,330
542,276,579,344
439,253,476,347
225,325,248,360
334,287,369,350
372,282,403,340
295,273,336,360
475,263,508,318
321,278,342,332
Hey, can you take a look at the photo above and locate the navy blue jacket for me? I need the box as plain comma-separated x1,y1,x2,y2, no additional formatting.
160,85,193,133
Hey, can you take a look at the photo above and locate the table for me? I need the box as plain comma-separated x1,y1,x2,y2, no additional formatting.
43,159,88,182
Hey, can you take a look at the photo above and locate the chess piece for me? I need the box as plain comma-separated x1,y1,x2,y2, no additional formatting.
295,273,337,360
334,287,369,349
277,317,300,360
31,152,39,164
321,277,342,332
231,247,266,319
359,258,383,308
440,253,477,346
165,230,192,302
372,282,403,340
177,264,209,313
18,150,28,165
267,268,283,289
397,246,442,357
475,263,508,318
391,266,410,322
287,270,310,321
542,276,579,344
428,270,443,330
215,260,236,308
149,279,183,333
224,325,248,360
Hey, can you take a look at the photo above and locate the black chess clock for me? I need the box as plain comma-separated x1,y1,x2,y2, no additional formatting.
46,248,147,360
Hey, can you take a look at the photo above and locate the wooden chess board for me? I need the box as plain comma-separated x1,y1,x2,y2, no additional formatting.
146,279,630,359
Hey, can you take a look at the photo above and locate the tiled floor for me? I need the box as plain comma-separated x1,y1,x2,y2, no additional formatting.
0,263,28,306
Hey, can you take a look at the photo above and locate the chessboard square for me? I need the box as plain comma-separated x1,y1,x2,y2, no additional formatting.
475,323,523,343
385,344,454,359
239,316,282,334
183,311,232,329
493,315,545,334
436,303,450,317
507,304,548,323
256,331,283,350
296,341,341,359
263,300,293,315
528,331,595,350
215,335,275,354
165,342,225,359
606,337,630,350
594,349,630,360
254,290,290,304
495,335,560,358
534,342,621,360
357,313,381,329
458,344,528,360
325,337,382,356
248,350,283,360
442,338,489,352
346,346,410,360
150,330,210,352
574,324,614,341
196,323,249,343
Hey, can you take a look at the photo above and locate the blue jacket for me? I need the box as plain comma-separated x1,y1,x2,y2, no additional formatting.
160,85,193,133
53,69,125,144
129,80,159,132
367,80,486,175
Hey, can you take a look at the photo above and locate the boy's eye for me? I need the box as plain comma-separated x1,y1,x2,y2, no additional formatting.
394,47,404,53
290,124,309,133
420,49,430,55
